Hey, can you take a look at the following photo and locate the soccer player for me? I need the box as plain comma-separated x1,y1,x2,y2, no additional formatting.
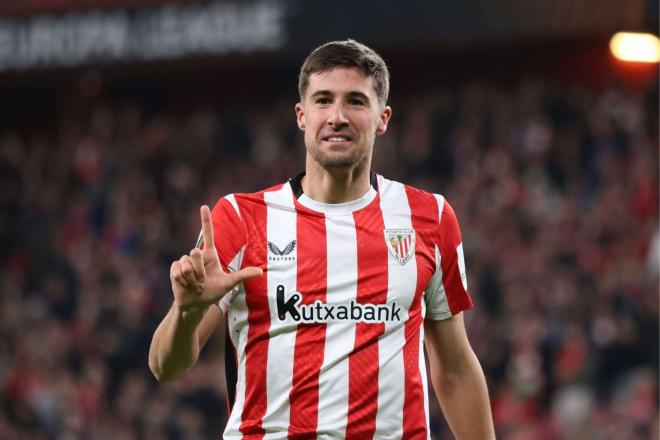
149,40,495,439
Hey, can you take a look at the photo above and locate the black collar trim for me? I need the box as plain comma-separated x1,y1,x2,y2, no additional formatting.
289,171,378,200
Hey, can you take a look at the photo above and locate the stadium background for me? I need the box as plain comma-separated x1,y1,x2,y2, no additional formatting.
0,0,658,438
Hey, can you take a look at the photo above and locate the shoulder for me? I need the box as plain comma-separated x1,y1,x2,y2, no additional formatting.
377,174,442,202
377,174,448,222
212,182,293,222
207,181,289,262
212,181,290,217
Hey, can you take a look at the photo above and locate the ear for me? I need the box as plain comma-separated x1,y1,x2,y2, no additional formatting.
295,103,305,131
375,105,392,136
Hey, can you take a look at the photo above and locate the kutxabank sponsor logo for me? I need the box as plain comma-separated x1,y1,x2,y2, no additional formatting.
268,240,296,261
276,285,402,323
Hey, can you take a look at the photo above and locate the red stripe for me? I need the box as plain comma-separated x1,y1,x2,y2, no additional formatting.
236,191,271,438
211,197,248,270
288,205,327,438
402,186,438,439
439,201,474,314
345,199,389,440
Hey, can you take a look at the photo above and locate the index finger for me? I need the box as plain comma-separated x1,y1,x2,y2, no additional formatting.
200,205,215,250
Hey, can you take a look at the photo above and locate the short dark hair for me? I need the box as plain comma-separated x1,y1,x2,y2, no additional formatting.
298,39,390,105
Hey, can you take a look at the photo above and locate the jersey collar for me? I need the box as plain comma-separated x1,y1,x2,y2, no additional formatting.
288,171,379,215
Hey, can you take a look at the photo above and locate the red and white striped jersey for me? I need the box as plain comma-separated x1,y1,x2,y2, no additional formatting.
210,173,473,440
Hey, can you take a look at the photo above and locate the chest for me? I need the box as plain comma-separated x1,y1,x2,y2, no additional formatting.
256,212,435,312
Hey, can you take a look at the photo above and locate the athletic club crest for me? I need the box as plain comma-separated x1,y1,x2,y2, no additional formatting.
384,229,416,265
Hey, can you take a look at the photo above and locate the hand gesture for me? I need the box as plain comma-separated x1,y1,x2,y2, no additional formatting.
170,205,262,311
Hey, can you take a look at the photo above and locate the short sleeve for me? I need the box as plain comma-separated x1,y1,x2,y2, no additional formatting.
197,194,247,272
195,195,247,311
424,196,474,320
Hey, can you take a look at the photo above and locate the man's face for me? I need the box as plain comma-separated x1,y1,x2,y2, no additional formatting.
295,67,392,172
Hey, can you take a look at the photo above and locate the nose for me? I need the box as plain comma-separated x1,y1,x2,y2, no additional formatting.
327,104,349,130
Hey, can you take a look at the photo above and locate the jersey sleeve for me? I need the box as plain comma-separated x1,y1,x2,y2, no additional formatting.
196,195,247,311
424,196,474,320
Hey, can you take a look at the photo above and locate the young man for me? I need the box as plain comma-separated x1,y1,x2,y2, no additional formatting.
149,40,495,439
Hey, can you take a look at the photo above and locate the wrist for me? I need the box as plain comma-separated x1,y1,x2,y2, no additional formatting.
174,301,209,325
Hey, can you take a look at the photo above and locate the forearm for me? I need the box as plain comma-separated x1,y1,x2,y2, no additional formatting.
432,350,495,439
148,303,208,382
149,204,258,382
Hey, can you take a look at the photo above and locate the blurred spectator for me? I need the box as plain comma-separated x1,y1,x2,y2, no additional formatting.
0,74,657,439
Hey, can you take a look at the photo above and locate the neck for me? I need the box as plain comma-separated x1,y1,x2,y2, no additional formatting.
301,156,371,204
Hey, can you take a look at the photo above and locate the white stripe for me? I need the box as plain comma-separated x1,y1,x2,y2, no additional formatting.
456,243,468,291
226,193,241,218
263,185,298,433
425,245,451,319
419,300,432,440
316,215,358,437
224,282,249,437
423,194,452,321
434,194,445,224
221,208,249,438
374,178,418,439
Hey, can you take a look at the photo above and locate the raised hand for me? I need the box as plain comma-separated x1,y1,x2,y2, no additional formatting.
170,205,262,311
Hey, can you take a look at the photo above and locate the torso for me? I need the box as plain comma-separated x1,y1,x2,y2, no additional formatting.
212,174,469,440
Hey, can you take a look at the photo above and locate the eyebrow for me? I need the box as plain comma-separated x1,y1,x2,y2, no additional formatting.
310,90,371,102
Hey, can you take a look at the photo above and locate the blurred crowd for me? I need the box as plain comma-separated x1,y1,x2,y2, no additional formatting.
0,75,657,439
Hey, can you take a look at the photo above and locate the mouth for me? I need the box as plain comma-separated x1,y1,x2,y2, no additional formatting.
322,134,353,145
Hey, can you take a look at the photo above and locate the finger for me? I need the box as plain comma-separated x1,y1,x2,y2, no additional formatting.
179,256,198,286
171,261,189,287
190,248,206,283
200,205,215,251
226,266,263,288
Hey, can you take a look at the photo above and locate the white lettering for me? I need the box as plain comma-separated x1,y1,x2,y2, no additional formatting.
0,1,286,71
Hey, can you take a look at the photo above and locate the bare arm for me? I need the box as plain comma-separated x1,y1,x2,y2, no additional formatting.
425,313,495,439
148,302,222,381
148,205,262,382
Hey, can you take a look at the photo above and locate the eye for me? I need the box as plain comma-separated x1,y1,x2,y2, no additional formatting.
315,97,331,105
349,98,366,106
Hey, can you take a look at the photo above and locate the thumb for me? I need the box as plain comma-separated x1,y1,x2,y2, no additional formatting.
226,266,263,288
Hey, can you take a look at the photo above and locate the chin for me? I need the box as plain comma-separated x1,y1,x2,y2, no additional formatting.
315,152,362,170
318,160,357,172
308,144,369,172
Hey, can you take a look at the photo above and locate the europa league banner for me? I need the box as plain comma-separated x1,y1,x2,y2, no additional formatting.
0,0,648,72
0,1,287,71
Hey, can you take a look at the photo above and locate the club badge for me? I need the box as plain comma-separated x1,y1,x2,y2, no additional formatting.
384,229,416,265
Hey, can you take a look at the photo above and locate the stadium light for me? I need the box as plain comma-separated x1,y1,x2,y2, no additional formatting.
609,32,660,63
